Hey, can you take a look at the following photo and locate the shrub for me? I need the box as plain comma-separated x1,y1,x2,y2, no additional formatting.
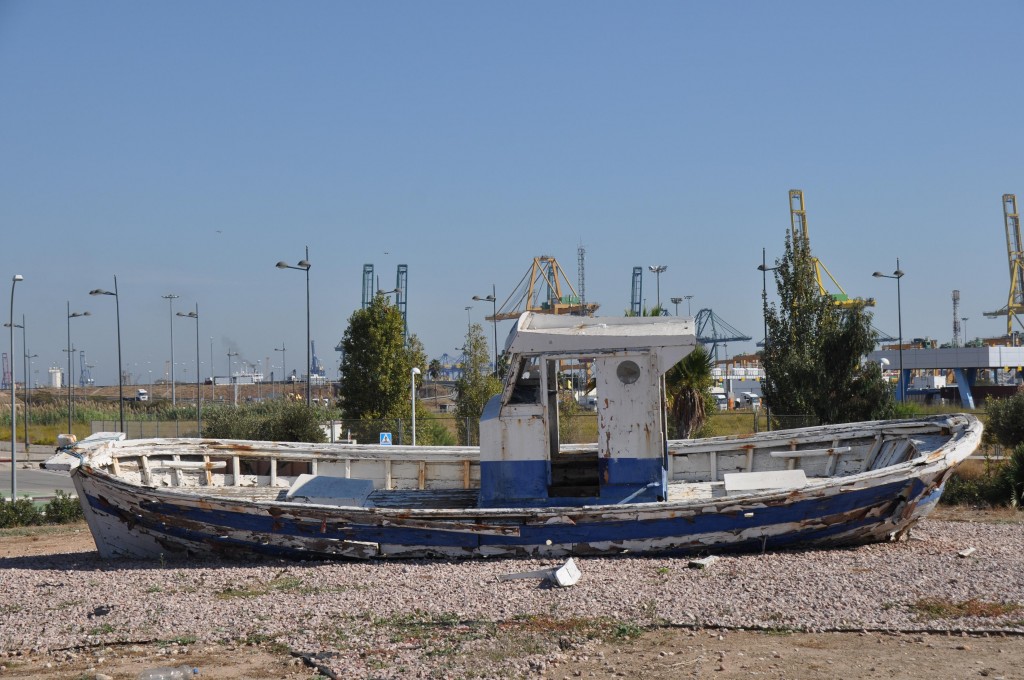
202,400,327,443
44,491,84,524
0,498,42,528
984,392,1024,448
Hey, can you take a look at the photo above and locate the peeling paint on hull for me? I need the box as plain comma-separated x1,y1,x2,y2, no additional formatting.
71,424,971,561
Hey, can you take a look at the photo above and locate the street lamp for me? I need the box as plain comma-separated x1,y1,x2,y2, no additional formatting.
411,366,421,445
648,265,667,312
22,317,35,450
472,284,498,374
176,305,201,436
464,306,472,339
873,259,906,402
8,274,22,500
162,294,179,405
90,276,124,432
670,297,683,316
684,295,694,316
274,344,286,385
757,248,781,432
276,246,312,405
4,317,35,449
65,304,90,435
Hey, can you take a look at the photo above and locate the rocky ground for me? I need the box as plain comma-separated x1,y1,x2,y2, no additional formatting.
0,507,1021,679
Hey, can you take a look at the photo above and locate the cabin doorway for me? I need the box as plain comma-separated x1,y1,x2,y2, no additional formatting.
546,358,600,498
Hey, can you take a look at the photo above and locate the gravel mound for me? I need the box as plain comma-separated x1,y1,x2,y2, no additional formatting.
1,518,1021,678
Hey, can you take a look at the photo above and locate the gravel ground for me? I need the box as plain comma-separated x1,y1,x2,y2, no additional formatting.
1,517,1022,679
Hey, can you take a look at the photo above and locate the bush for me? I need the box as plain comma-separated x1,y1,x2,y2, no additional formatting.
0,492,85,528
984,392,1024,448
202,400,327,442
0,498,42,528
44,491,84,523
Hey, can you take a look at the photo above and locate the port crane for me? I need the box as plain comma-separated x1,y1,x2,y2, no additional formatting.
983,194,1024,340
491,256,599,321
789,189,875,308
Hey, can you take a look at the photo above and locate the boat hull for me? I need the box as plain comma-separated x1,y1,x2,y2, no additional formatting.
71,444,963,561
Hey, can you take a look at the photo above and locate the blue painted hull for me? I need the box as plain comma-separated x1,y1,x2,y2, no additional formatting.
73,466,933,560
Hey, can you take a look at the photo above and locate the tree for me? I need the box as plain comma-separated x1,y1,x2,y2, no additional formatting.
454,322,502,445
667,344,716,438
338,294,420,439
762,231,894,425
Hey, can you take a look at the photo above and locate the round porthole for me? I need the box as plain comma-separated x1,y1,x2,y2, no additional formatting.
616,360,641,385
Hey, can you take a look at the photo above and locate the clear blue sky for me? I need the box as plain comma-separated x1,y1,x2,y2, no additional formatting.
2,2,1022,386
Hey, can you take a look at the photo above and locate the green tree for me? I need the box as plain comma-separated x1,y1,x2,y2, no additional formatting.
338,294,420,440
667,344,716,438
454,322,502,445
762,232,894,425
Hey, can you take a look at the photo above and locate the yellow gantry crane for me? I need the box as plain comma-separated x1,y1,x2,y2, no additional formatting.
789,189,875,308
491,256,599,321
983,194,1024,338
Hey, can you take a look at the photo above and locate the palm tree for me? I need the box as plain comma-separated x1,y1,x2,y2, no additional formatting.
667,345,715,439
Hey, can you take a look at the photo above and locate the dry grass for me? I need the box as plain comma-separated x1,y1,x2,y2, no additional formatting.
910,598,1021,620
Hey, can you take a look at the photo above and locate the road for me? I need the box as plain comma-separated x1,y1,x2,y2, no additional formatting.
0,442,77,499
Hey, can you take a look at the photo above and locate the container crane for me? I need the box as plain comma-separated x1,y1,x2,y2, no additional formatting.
983,194,1024,340
491,256,599,321
789,189,875,308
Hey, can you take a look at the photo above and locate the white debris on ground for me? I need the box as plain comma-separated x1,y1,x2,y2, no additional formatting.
0,519,1022,679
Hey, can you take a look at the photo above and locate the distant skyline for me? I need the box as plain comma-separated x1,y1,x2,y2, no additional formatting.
2,2,1023,386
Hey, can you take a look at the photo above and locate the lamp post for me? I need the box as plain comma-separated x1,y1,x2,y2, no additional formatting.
684,295,694,316
873,259,906,402
66,303,90,435
90,276,124,432
162,294,179,405
464,306,472,339
209,337,214,401
8,274,22,499
22,317,35,450
226,350,237,403
176,305,201,436
962,317,969,346
276,247,312,405
274,345,285,385
670,297,683,316
648,265,667,312
472,284,498,374
757,248,781,431
411,366,421,445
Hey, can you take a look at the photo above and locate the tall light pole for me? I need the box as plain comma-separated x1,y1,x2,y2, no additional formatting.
209,336,214,402
90,276,124,432
162,294,179,405
472,284,498,374
176,304,201,435
276,246,312,405
8,274,22,499
670,296,683,316
873,259,906,402
648,265,667,312
684,295,694,316
464,306,472,344
22,317,35,450
274,344,285,384
411,366,421,445
66,304,89,435
962,317,969,346
757,248,780,431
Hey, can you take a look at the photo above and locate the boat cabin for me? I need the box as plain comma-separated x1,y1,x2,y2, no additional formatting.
478,312,697,507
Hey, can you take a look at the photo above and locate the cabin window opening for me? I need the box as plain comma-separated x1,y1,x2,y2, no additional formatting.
509,356,542,404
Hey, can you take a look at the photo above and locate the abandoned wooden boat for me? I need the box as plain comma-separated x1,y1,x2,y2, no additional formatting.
62,312,982,561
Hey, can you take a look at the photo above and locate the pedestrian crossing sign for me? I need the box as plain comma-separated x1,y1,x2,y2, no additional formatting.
379,432,393,446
